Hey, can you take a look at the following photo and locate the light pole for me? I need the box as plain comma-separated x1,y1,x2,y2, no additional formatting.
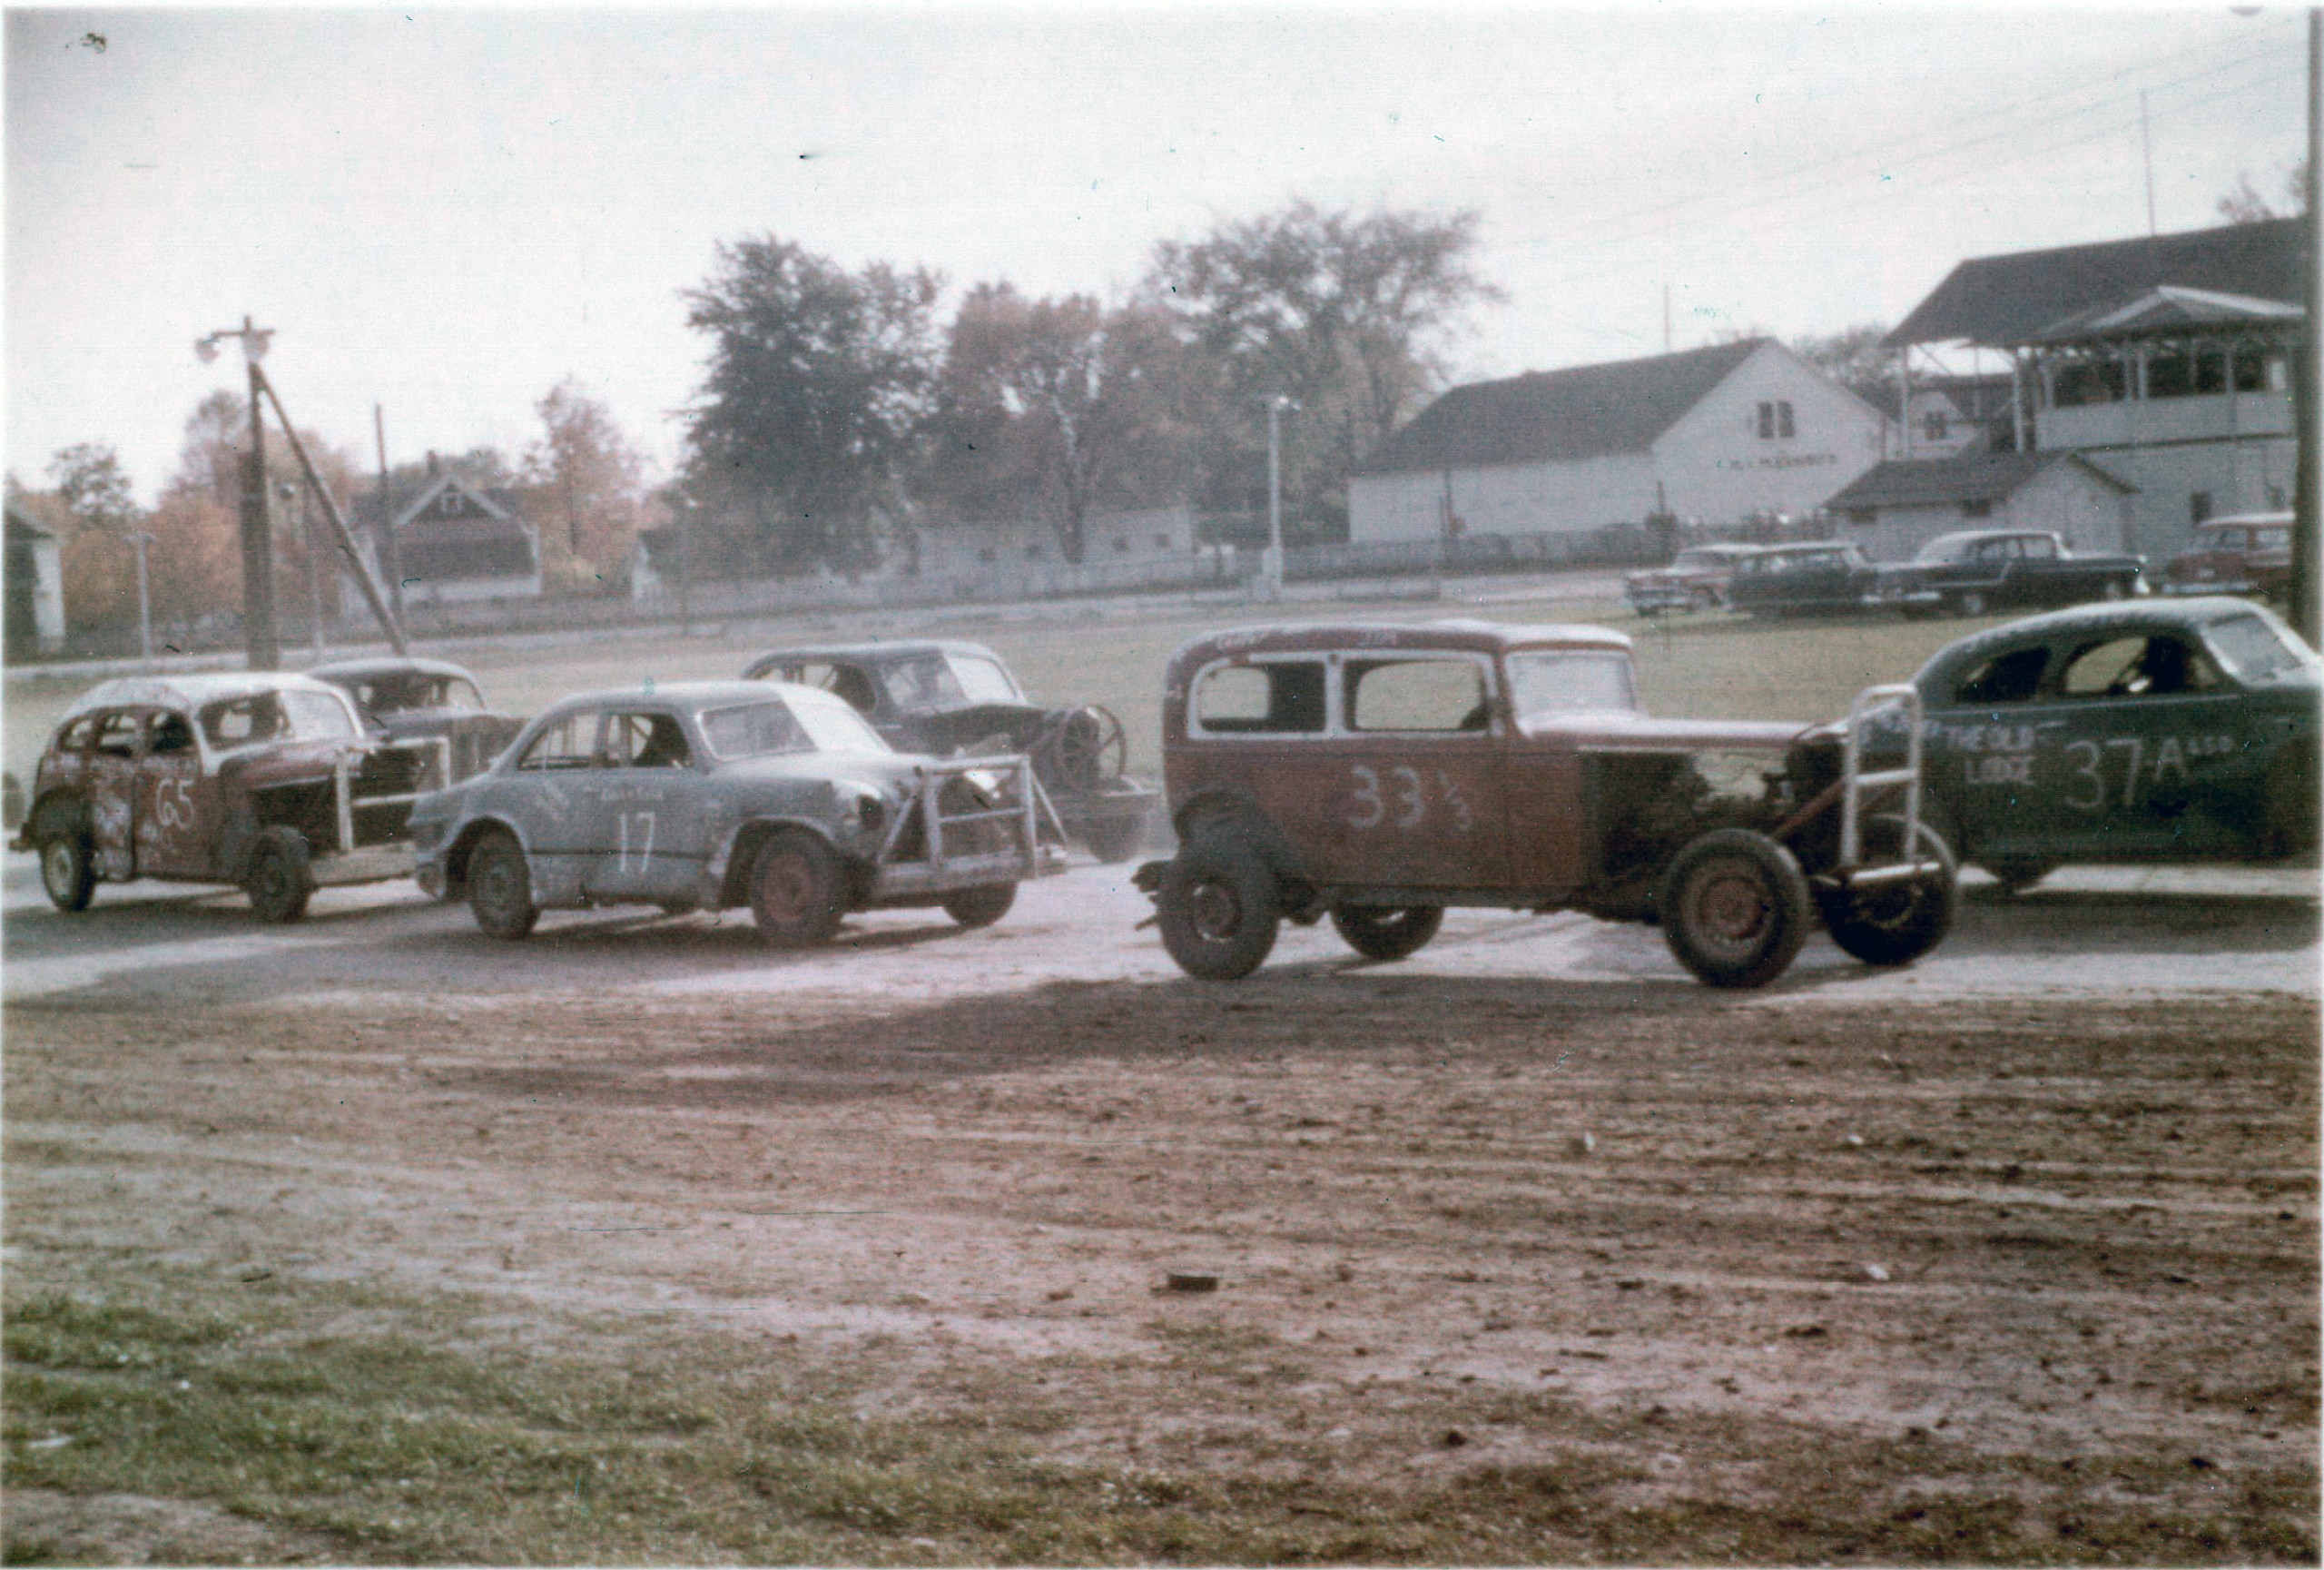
126,530,154,659
281,479,325,659
1264,394,1299,597
195,316,279,669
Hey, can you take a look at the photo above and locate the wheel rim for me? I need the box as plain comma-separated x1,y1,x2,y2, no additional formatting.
758,850,817,924
251,852,287,908
1685,861,1773,960
42,841,78,899
1187,877,1242,943
476,848,527,923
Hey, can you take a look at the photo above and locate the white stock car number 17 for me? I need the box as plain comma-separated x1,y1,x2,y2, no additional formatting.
1346,764,1474,833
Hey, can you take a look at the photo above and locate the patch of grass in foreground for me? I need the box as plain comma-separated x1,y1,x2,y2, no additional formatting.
5,1275,2316,1565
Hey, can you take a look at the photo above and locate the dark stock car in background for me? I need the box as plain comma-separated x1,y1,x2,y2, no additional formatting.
1871,528,2147,618
1893,597,2319,891
408,679,1065,945
1623,543,1759,616
15,673,446,923
1132,620,1956,990
1724,541,1881,617
742,639,1157,862
309,656,524,782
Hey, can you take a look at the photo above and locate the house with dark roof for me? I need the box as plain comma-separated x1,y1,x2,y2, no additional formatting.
1347,339,1891,546
1825,452,2136,564
5,505,65,657
1886,217,2302,561
341,469,541,617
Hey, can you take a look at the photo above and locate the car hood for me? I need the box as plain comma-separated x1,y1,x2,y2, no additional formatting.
1518,712,1811,750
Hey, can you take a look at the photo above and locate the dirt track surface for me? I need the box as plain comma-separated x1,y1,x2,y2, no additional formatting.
6,854,2321,1562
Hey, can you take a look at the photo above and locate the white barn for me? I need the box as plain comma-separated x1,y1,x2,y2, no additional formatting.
1348,338,1893,545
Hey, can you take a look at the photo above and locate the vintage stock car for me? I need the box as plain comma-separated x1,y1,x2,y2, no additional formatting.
1622,543,1759,616
1869,528,2146,618
15,672,448,923
309,656,525,782
407,679,1066,944
1133,620,1956,989
1893,597,2319,891
742,639,1158,861
2158,511,2293,601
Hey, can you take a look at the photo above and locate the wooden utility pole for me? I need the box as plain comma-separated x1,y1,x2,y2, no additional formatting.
254,367,407,657
237,318,280,671
2294,8,2321,647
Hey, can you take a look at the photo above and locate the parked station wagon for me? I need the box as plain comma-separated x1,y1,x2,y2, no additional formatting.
1871,528,2146,618
15,673,446,922
741,639,1158,861
1725,542,1881,617
1896,597,2319,891
1133,620,1956,989
407,680,1065,945
2159,511,2292,601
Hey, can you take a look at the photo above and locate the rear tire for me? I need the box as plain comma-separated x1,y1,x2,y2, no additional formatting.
750,830,845,947
468,828,537,939
1331,905,1443,962
1659,828,1812,989
1821,816,1956,968
1157,836,1281,981
244,827,313,925
941,883,1016,929
39,826,96,913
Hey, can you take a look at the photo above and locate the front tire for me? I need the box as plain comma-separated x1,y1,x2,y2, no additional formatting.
1821,816,1956,968
941,884,1016,929
750,830,845,947
468,828,538,939
1331,905,1443,962
1659,828,1812,989
1157,836,1281,981
244,827,313,925
39,828,96,913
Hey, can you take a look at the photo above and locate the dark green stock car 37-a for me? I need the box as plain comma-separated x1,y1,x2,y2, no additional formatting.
1898,597,2319,892
407,680,1063,945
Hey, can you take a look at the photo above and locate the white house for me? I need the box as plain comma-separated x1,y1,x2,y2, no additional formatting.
1347,338,1893,546
1825,452,2137,563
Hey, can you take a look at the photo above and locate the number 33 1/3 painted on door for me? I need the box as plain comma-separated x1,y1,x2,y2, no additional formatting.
1346,765,1473,832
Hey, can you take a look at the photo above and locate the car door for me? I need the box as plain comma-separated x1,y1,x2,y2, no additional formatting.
580,707,711,902
84,709,146,881
1315,652,1510,891
132,707,213,878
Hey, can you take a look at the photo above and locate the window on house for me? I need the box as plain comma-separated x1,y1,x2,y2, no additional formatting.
2190,493,2213,527
1777,400,1795,439
1922,410,1949,442
1961,499,1994,519
1757,402,1774,440
1846,508,1876,527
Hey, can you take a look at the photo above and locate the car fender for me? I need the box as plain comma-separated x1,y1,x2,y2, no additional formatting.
712,815,869,910
1170,787,1311,893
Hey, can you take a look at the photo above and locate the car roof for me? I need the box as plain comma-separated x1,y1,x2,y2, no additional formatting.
61,671,354,722
1168,619,1631,669
741,639,1002,676
1922,528,2051,549
308,657,479,683
2192,511,2293,530
1915,596,2305,678
535,679,831,718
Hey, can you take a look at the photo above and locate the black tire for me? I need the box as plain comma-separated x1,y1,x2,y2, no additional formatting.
1157,836,1281,982
244,827,313,925
1981,857,2054,895
750,830,845,947
38,826,96,913
1082,815,1148,864
468,827,538,940
1822,815,1957,968
1659,828,1812,989
941,883,1017,929
1331,905,1444,962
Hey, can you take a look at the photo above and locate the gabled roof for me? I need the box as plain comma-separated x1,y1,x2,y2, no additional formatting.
1886,218,2304,349
2024,285,2303,345
5,504,58,543
1826,452,2134,511
1357,338,1768,477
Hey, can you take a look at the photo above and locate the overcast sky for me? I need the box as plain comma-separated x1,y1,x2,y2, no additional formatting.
5,5,2309,508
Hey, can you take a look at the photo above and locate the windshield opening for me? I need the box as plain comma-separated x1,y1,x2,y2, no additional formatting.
1504,651,1637,716
200,689,359,749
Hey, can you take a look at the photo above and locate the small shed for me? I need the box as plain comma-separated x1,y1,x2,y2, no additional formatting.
1826,452,2136,562
5,505,66,657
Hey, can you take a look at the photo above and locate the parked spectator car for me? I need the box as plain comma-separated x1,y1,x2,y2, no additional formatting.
14,673,445,923
1725,542,1881,617
309,657,524,782
2159,511,2292,601
741,639,1157,862
1623,543,1759,616
1131,620,1955,989
408,680,1065,945
1869,528,2146,618
1891,597,2319,892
